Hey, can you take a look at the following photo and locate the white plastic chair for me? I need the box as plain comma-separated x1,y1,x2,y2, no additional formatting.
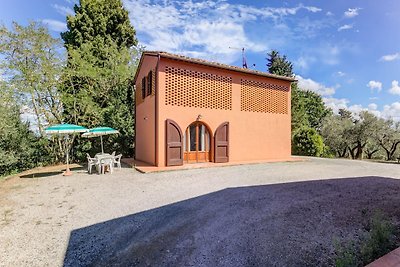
99,158,113,174
113,154,122,169
87,154,99,174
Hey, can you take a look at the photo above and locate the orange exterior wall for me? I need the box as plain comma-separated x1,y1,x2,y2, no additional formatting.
154,57,292,167
135,55,158,165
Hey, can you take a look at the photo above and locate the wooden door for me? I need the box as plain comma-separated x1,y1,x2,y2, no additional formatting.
214,122,229,163
183,122,211,163
166,119,183,166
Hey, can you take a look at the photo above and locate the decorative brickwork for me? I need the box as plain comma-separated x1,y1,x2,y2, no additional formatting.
240,79,289,114
165,66,232,110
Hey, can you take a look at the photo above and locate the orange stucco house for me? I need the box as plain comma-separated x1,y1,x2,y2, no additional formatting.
134,51,295,167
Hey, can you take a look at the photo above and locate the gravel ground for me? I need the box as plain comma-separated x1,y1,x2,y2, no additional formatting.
1,157,400,266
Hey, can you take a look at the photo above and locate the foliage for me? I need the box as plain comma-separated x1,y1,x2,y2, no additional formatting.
60,0,139,158
266,50,294,77
0,21,64,135
61,0,137,50
334,211,398,267
365,139,381,159
0,84,50,177
334,240,359,267
290,83,308,131
321,110,385,160
360,212,398,265
292,127,324,157
0,22,66,174
347,111,381,160
377,119,400,161
297,89,332,131
321,113,353,158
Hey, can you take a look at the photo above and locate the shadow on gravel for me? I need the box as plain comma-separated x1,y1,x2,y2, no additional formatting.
63,176,400,267
20,166,85,178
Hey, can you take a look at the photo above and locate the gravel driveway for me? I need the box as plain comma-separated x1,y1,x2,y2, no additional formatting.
2,157,400,266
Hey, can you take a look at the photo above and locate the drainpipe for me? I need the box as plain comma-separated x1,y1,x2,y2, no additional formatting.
155,54,160,166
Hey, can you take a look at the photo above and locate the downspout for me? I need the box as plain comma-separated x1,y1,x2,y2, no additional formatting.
155,54,160,166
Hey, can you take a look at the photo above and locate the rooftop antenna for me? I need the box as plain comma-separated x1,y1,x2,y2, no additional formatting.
229,47,248,68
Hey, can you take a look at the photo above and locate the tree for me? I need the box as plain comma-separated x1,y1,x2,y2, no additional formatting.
321,113,353,158
347,111,381,160
0,21,67,164
0,21,64,136
60,0,139,157
266,50,294,77
365,139,381,159
290,83,308,131
297,89,332,131
266,50,331,133
292,127,324,157
0,82,50,176
377,119,400,161
61,0,137,50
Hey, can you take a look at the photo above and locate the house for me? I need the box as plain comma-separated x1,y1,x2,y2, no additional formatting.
134,51,295,167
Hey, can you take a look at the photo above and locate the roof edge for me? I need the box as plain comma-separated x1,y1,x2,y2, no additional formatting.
140,51,296,82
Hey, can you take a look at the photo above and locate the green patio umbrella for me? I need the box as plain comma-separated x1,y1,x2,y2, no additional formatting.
82,127,119,154
45,124,88,176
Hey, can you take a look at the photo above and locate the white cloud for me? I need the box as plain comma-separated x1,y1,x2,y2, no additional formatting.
323,96,400,120
380,53,400,62
336,71,346,77
326,11,334,16
338,24,353,31
382,102,400,119
323,97,349,113
123,0,322,64
52,4,74,16
294,56,316,71
368,103,378,110
42,19,67,32
296,75,336,96
304,6,322,13
389,80,400,95
367,80,382,92
344,8,361,18
348,104,364,114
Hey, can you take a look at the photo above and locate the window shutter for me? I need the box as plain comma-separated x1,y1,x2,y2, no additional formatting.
147,71,153,96
141,77,146,99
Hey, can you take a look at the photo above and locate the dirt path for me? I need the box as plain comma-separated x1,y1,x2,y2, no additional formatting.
1,158,400,266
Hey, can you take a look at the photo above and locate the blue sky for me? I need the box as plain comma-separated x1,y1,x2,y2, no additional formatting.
2,0,400,119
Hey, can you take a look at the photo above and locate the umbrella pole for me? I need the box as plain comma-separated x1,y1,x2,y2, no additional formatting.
101,135,104,154
64,136,72,176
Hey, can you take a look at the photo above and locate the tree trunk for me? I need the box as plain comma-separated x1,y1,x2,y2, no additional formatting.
338,147,347,158
349,146,357,159
366,149,379,159
380,141,400,161
355,141,367,160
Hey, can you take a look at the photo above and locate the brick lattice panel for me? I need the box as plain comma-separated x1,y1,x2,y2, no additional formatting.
240,79,289,114
165,66,232,110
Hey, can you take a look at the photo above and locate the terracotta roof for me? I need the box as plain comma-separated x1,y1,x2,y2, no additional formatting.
138,51,296,82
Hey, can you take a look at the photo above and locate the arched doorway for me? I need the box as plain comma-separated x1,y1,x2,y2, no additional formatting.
183,122,211,163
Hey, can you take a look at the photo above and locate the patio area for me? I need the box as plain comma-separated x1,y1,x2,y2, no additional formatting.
2,157,400,266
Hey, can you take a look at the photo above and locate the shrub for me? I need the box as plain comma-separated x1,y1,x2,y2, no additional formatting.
334,211,399,266
335,240,359,267
292,127,324,156
360,212,397,264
